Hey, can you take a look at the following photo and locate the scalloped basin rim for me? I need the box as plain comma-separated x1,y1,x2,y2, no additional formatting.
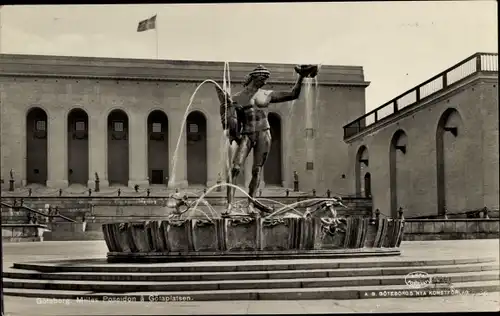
102,217,405,260
102,217,404,261
102,217,404,258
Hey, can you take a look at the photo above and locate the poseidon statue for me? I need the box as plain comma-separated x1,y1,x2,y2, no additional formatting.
216,64,318,215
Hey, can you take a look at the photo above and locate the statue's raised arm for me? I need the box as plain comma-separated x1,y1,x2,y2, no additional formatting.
269,65,319,103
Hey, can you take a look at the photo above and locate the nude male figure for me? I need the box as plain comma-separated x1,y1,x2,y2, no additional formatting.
216,64,317,214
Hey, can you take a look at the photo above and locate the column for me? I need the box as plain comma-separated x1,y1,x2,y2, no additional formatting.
168,112,188,188
87,112,109,188
46,110,69,188
128,112,149,188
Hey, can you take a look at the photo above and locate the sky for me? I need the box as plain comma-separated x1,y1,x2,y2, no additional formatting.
0,2,497,112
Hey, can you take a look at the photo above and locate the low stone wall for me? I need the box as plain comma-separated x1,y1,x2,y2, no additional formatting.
43,230,104,241
403,219,499,240
42,222,104,241
47,222,86,233
2,224,49,242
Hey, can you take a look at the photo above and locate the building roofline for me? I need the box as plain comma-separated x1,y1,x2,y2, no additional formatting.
0,53,369,87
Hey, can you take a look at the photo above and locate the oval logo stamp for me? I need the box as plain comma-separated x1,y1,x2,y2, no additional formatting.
405,271,432,289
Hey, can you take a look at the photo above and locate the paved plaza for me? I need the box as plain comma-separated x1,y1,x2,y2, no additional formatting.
3,292,500,315
2,239,499,314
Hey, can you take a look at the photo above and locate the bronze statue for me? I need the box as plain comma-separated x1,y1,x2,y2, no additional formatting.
216,64,318,215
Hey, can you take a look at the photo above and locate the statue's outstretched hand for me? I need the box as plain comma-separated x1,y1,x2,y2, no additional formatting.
294,65,319,78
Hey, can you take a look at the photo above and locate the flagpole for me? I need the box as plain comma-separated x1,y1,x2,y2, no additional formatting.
155,14,159,59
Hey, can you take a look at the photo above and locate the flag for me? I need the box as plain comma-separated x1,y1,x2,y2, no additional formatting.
137,15,156,32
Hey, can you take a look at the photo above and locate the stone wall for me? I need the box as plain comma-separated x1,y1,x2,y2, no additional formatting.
2,224,48,242
345,74,498,218
403,219,499,241
43,222,104,241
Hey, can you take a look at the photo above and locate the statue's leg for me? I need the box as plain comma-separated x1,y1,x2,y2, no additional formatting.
248,129,271,200
227,136,251,205
225,139,237,182
225,139,237,204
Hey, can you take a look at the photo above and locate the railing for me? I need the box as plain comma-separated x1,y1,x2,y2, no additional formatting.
0,187,371,200
343,52,499,139
0,201,76,223
406,207,499,220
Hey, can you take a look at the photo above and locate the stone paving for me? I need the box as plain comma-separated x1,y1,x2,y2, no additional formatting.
2,292,500,315
2,239,499,314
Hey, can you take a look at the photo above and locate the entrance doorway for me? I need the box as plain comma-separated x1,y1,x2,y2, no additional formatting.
151,170,164,185
186,111,207,185
264,112,283,186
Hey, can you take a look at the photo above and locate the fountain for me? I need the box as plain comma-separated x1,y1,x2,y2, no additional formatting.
102,63,405,262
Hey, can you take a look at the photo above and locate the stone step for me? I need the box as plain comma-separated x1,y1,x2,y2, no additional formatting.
3,271,499,292
3,263,498,282
3,280,499,300
12,257,497,273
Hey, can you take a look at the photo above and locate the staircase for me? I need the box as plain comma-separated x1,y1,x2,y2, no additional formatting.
1,188,372,225
1,201,81,242
3,256,499,300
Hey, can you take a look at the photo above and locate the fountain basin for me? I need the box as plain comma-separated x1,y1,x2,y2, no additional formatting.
103,217,404,262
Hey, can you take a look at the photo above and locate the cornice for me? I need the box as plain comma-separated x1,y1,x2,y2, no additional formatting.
0,54,370,87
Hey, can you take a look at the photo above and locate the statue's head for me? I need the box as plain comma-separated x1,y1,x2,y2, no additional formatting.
244,65,270,88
